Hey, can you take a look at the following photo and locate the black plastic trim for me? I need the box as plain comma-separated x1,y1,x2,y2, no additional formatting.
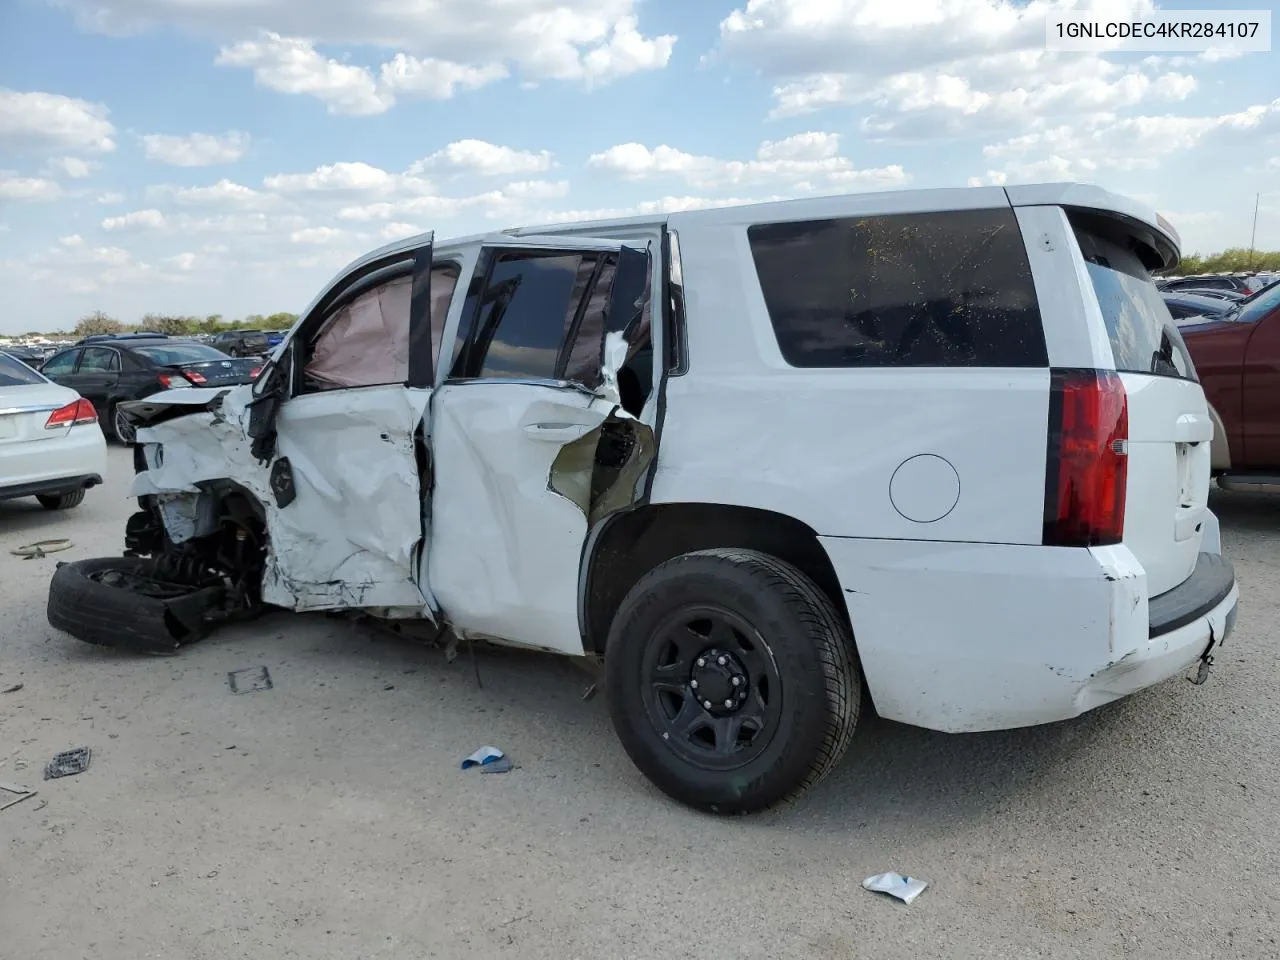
1148,552,1235,638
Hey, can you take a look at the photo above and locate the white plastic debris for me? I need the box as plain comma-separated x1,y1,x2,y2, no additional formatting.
461,745,505,769
862,872,929,904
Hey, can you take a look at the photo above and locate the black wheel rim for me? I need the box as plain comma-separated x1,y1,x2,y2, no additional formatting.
640,604,783,771
114,407,136,443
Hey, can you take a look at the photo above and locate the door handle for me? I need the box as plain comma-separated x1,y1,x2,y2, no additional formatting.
522,421,594,443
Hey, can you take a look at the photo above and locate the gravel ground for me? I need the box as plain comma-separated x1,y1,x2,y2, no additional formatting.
2,446,1278,960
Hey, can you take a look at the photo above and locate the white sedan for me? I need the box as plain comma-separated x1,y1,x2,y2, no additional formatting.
0,352,107,510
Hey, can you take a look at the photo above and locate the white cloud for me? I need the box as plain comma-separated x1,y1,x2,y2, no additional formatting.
379,55,509,100
336,190,512,223
97,191,125,204
141,131,251,166
264,161,429,196
503,180,571,200
1269,157,1280,170
44,156,99,179
102,208,168,231
411,140,554,177
216,34,393,116
578,15,676,85
59,234,84,247
380,222,426,241
165,252,198,271
587,133,909,190
0,88,116,153
66,2,675,104
979,98,1280,181
0,172,64,201
148,178,273,207
290,226,346,244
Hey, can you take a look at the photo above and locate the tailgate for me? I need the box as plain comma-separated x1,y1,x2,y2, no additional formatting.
1120,374,1212,596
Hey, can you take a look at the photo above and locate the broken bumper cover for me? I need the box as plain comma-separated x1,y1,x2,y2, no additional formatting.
818,535,1239,734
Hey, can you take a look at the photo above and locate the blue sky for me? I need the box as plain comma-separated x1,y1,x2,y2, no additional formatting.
0,0,1276,334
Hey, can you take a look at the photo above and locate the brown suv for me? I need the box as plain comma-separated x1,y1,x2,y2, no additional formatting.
212,329,270,358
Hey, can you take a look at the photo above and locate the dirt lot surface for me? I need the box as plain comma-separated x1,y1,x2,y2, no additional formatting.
3,446,1278,959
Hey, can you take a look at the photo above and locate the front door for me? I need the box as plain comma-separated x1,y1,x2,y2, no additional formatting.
428,237,655,654
252,235,451,613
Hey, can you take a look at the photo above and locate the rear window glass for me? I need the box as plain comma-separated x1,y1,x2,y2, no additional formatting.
0,353,46,386
132,342,231,365
1071,215,1197,381
1236,280,1280,325
748,208,1047,368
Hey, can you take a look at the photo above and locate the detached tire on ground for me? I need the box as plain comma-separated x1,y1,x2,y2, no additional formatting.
47,557,226,654
605,548,861,814
36,489,85,510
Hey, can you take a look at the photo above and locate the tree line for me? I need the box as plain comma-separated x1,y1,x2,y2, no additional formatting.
61,310,300,339
1172,248,1280,275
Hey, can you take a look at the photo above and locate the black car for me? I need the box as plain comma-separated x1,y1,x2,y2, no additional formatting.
2,345,47,368
1161,291,1238,325
39,334,261,443
1158,274,1267,296
212,329,271,358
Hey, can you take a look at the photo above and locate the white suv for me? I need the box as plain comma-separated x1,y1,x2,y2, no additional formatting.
47,182,1238,813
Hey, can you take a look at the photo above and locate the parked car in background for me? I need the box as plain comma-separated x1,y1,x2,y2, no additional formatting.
3,345,47,368
0,351,106,510
1159,274,1270,296
1179,281,1280,491
1165,287,1248,303
266,330,287,349
46,183,1236,814
39,334,262,444
212,329,271,357
1162,291,1237,323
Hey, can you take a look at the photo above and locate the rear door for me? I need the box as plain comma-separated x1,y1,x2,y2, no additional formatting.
1069,212,1211,596
74,346,121,405
1239,287,1280,466
427,237,654,654
38,348,82,389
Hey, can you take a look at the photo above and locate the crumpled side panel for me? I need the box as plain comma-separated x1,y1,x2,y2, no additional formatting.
304,276,411,389
133,385,426,613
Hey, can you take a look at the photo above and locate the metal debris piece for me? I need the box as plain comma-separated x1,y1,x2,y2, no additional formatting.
44,747,91,780
0,781,37,811
461,746,505,770
11,539,74,560
862,872,929,904
2,683,23,694
228,666,273,694
581,683,597,702
480,757,514,774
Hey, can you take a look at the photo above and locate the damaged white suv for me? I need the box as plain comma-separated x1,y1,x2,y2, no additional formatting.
48,183,1239,813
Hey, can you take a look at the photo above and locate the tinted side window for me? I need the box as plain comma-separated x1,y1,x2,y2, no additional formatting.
462,253,597,380
79,347,118,372
41,350,80,376
749,209,1047,368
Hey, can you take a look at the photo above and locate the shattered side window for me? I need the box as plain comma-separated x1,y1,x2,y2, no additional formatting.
748,209,1047,368
467,253,597,381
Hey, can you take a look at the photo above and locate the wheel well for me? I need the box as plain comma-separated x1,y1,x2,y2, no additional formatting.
583,503,849,655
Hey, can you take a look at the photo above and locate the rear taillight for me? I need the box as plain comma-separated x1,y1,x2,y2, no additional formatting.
1042,369,1128,547
45,398,97,430
157,372,193,389
183,370,208,385
249,366,262,379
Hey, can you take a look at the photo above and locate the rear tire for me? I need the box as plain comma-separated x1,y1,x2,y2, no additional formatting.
36,489,86,510
605,548,861,814
47,557,226,654
110,403,136,445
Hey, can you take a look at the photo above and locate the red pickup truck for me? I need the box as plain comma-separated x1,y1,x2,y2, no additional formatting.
1179,281,1280,491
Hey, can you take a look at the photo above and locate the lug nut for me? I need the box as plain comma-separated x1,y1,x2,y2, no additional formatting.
690,679,699,689
703,700,713,710
696,658,706,667
717,656,727,666
723,699,733,708
731,676,741,687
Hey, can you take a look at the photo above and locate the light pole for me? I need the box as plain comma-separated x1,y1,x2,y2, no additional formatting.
1248,192,1260,271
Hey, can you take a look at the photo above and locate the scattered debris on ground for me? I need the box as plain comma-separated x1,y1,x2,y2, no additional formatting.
481,757,514,774
863,872,929,904
461,746,506,770
11,539,74,560
228,666,272,694
0,781,38,811
44,747,92,780
2,683,23,694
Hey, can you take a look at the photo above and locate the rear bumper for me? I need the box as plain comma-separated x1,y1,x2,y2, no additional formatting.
819,529,1238,734
0,424,107,500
